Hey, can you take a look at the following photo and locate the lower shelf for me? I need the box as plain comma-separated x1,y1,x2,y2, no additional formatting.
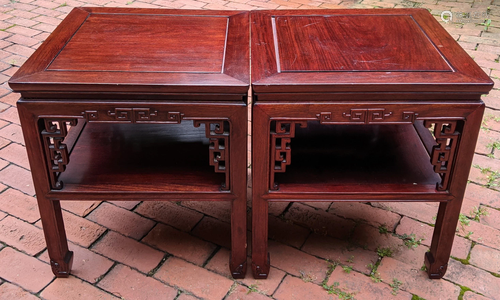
273,123,444,196
58,122,225,193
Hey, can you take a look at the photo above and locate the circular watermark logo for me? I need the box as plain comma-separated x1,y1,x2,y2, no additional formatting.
441,11,453,23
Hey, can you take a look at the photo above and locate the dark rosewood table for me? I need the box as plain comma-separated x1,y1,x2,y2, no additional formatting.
250,9,493,279
9,8,249,279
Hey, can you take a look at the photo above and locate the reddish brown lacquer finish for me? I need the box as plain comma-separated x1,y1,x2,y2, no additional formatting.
10,8,249,279
250,9,493,279
10,7,249,95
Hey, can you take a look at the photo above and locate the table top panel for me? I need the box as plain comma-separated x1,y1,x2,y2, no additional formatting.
275,15,451,72
48,14,228,73
251,9,493,95
9,8,250,96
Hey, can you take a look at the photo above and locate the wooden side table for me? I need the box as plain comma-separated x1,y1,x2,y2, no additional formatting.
9,8,249,279
250,9,493,279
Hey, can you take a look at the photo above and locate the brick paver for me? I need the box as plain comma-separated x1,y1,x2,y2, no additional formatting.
0,164,33,195
98,264,178,299
0,142,29,169
285,203,356,239
378,257,461,300
87,202,155,239
142,223,217,266
469,244,500,274
269,240,330,284
35,210,106,247
444,259,500,299
274,275,336,300
301,233,379,275
38,242,114,283
60,200,101,217
329,202,401,230
0,188,39,223
191,216,232,248
0,215,45,255
0,282,39,300
40,276,118,300
226,284,273,300
0,0,499,298
0,247,54,293
463,291,492,300
268,214,310,248
134,201,203,232
326,267,413,300
155,257,234,300
92,231,164,273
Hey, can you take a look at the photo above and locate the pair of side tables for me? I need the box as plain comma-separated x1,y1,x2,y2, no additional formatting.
9,8,493,280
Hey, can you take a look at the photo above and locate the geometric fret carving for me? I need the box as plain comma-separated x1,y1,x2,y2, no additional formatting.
107,108,158,121
342,108,393,123
194,120,230,191
317,110,418,124
270,120,307,190
424,120,461,191
82,108,183,124
40,118,78,190
402,111,419,123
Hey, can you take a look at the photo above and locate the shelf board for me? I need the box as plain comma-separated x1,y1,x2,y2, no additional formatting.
274,123,443,196
58,122,225,193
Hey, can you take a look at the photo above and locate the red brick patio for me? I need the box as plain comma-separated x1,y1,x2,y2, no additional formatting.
0,0,499,299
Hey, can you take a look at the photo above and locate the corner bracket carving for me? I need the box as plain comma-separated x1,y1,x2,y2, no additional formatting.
194,120,230,191
270,120,307,190
41,118,78,190
424,120,461,191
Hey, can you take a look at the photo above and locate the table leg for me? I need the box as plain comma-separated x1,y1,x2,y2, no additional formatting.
230,198,247,279
425,104,485,279
229,106,248,279
251,105,270,279
251,195,270,279
38,197,74,277
17,102,73,277
426,200,460,278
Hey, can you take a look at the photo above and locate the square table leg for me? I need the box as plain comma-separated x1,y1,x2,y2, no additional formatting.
18,103,74,277
251,105,271,279
229,107,248,279
425,104,484,278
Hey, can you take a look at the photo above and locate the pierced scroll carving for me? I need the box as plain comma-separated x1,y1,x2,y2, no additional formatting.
40,118,78,190
194,120,230,191
424,120,461,191
270,120,307,190
82,109,183,124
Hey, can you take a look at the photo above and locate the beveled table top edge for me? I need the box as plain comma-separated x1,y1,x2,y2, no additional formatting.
9,7,250,96
250,9,493,95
